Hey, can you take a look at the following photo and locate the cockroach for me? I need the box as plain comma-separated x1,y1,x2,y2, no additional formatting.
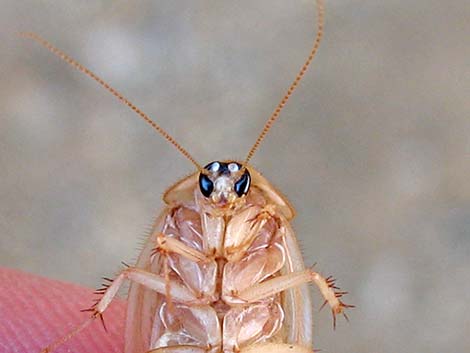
22,1,352,352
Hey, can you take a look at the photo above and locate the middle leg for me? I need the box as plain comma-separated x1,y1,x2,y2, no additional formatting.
236,268,353,326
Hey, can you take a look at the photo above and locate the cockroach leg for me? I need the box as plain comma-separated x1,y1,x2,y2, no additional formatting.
322,275,355,329
154,232,209,263
236,268,353,327
162,256,174,313
40,267,201,352
246,205,277,225
93,267,199,314
237,269,315,302
39,316,96,353
152,232,212,312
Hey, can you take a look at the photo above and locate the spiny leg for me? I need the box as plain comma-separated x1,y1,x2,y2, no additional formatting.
319,275,354,329
236,268,353,328
92,267,198,314
39,267,198,353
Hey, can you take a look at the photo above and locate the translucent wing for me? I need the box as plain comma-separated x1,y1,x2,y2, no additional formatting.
280,217,313,346
125,209,170,353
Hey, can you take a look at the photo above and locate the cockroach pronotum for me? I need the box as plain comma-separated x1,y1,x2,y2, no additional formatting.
21,1,352,352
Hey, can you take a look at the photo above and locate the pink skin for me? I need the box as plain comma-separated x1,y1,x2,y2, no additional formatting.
0,267,125,353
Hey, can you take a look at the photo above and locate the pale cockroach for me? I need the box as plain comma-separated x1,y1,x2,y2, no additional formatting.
21,1,352,352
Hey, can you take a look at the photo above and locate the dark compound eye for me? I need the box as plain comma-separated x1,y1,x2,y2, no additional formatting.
234,169,251,197
199,173,214,197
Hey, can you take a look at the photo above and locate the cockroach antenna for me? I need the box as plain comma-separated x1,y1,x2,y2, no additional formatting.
244,0,324,165
19,31,202,171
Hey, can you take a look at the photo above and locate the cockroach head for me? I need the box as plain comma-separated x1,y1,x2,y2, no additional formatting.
198,161,251,205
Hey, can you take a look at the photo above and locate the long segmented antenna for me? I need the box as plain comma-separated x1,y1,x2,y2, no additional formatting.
20,32,202,170
244,0,325,165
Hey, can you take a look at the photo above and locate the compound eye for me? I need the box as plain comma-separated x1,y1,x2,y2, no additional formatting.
234,170,251,197
199,173,214,197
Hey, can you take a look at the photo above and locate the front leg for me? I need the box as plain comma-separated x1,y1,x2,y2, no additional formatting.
154,232,210,262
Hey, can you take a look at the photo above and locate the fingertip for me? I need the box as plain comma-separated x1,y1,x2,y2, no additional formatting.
0,267,125,353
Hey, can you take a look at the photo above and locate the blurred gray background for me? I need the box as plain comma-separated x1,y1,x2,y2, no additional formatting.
1,0,469,352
